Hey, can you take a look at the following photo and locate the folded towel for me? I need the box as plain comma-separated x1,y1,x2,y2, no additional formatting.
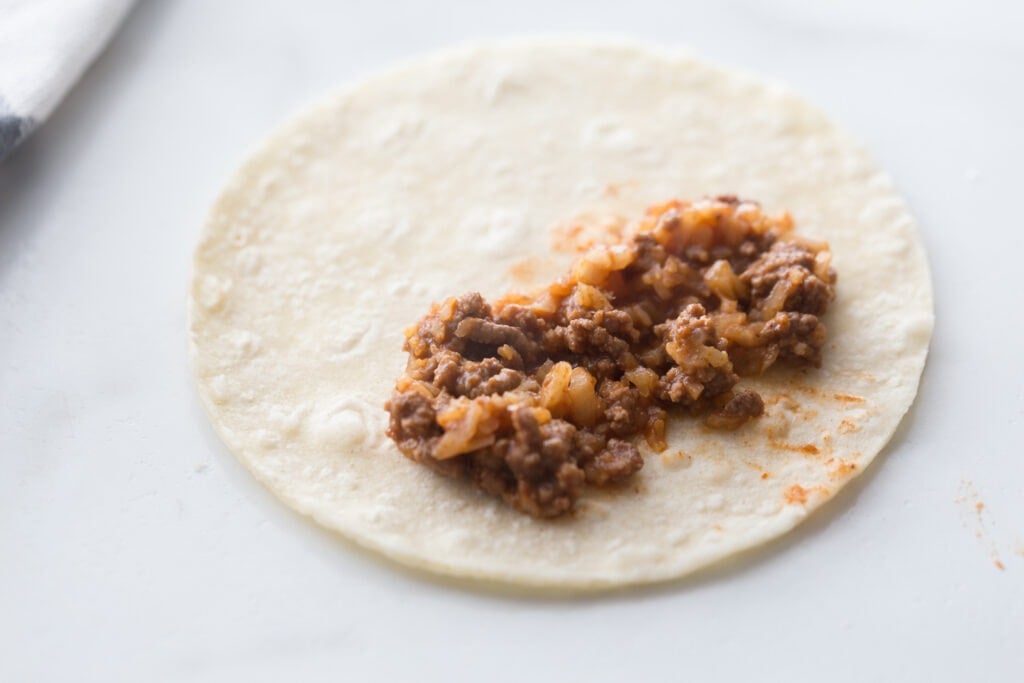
0,0,134,160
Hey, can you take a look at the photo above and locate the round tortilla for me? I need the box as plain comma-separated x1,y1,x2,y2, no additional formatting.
189,39,933,589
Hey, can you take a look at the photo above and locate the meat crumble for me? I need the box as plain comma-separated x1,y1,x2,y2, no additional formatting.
385,197,837,517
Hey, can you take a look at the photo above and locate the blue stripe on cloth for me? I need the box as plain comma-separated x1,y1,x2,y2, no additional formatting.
0,96,36,161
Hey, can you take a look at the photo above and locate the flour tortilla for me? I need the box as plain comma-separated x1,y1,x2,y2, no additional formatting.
189,39,933,589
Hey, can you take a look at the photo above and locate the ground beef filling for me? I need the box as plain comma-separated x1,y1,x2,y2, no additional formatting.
386,197,837,517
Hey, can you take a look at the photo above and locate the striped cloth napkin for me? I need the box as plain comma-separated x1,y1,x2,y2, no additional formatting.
0,0,134,160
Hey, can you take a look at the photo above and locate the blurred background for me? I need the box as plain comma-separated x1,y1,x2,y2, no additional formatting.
2,1,1021,681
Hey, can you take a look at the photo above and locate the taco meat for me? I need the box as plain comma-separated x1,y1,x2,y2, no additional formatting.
386,196,837,517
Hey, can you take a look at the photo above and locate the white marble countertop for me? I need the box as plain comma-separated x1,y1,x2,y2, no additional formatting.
2,1,1022,680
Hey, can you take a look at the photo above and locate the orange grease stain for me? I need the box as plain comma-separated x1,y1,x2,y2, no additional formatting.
995,560,1006,571
550,215,627,253
550,223,587,253
507,258,536,283
765,392,796,407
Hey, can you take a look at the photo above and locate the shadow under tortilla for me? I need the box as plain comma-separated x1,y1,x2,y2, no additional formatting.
192,346,931,603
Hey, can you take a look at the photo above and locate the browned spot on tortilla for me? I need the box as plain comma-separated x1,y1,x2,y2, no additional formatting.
838,419,859,434
784,484,832,505
602,180,638,197
995,560,1006,571
836,370,877,383
660,450,692,467
746,461,772,480
821,431,833,450
975,501,985,512
801,409,819,420
830,460,858,479
791,385,866,405
771,440,820,455
785,484,808,505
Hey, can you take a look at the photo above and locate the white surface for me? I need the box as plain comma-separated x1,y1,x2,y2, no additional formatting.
1,1,1021,680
